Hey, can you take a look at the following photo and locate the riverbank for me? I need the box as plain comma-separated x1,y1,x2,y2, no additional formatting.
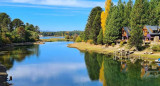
68,42,160,60
0,41,45,50
41,38,73,42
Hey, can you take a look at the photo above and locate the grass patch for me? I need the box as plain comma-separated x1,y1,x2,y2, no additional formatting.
152,45,160,51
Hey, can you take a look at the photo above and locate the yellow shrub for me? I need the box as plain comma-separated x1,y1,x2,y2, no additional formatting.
87,40,93,44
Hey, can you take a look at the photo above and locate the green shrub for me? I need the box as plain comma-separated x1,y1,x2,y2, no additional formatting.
120,41,124,47
111,43,115,47
152,45,160,51
65,35,70,39
75,36,82,42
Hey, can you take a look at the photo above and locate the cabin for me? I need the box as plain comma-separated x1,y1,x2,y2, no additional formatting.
122,27,131,40
143,25,160,41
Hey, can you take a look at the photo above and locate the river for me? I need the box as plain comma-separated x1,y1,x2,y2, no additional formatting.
1,41,160,86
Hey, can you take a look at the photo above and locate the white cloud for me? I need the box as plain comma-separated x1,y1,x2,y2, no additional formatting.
2,0,105,8
73,76,90,83
0,3,71,9
7,63,86,81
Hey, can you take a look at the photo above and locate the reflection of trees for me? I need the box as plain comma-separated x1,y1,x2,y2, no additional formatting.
0,57,14,70
103,58,160,86
84,52,160,86
0,45,39,70
84,52,100,80
0,63,10,86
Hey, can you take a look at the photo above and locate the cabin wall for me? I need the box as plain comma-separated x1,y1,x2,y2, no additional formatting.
122,28,128,40
122,28,127,37
143,26,148,37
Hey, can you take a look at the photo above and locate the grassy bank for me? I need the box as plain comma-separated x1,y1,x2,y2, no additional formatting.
41,38,73,42
68,42,114,55
68,42,160,60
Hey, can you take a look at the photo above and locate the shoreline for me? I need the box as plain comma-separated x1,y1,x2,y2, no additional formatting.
0,41,45,50
68,42,160,60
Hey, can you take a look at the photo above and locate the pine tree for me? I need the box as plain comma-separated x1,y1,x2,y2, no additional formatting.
142,0,150,25
117,0,125,38
104,7,121,44
90,11,102,44
123,0,133,27
156,1,160,26
128,0,145,49
148,0,159,25
84,7,102,41
97,29,103,44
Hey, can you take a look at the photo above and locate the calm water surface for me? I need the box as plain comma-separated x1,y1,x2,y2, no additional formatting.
0,42,160,86
40,36,64,39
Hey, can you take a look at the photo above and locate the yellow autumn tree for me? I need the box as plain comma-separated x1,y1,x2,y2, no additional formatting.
99,61,107,86
101,0,112,35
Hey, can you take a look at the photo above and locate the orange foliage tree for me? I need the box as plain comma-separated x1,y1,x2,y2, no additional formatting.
101,0,112,35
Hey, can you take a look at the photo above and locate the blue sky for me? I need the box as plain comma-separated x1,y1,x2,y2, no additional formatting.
0,0,119,31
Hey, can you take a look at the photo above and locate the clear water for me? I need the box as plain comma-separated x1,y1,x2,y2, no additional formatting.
1,42,160,86
40,36,64,39
1,42,102,86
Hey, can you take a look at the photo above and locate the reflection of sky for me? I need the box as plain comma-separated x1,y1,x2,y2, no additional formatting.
7,42,102,86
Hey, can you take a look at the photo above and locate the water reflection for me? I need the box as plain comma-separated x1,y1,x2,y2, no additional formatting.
0,63,11,86
84,52,160,86
1,42,160,86
0,45,40,70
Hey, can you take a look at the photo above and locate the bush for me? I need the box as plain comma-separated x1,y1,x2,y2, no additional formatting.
65,35,70,39
152,45,160,51
120,41,124,47
87,40,93,44
75,36,82,42
111,43,115,47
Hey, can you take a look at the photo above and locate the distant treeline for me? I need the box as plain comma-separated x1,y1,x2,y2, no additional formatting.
0,12,40,46
40,30,83,36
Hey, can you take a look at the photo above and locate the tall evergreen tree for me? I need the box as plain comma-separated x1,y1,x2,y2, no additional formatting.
118,0,125,38
142,0,150,25
148,0,160,25
84,6,102,41
128,0,145,49
104,7,121,44
123,0,133,27
156,1,160,26
90,11,102,44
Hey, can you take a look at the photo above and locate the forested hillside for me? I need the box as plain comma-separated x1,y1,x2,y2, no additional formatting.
40,30,82,36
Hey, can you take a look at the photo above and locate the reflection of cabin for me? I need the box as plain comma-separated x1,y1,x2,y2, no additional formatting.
141,62,160,78
143,25,160,41
122,27,131,40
